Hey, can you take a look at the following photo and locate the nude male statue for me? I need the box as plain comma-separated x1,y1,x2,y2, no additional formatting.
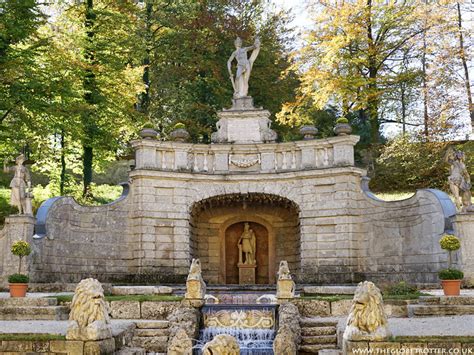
227,37,261,99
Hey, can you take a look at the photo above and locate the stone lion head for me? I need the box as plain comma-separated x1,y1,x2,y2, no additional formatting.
69,278,110,328
347,281,387,333
202,334,240,355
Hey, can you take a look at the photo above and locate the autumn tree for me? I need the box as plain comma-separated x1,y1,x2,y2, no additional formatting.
280,0,451,144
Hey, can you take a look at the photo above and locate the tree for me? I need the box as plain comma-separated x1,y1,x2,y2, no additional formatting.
282,0,448,144
142,0,298,142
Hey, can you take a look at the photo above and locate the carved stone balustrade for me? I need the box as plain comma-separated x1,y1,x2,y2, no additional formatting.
132,135,359,174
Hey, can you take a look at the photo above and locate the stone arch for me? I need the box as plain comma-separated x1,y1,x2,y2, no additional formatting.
189,193,301,284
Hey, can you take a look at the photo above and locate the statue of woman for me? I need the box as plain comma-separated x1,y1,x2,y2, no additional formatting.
238,223,256,265
3,154,32,215
227,37,261,99
446,149,473,212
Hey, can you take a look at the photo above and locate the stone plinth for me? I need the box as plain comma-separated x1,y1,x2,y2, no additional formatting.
454,213,474,286
277,279,295,300
211,99,277,144
238,263,256,284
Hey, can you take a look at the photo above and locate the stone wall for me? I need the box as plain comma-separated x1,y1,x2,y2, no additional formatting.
0,215,35,288
0,133,460,285
356,188,456,284
29,190,134,284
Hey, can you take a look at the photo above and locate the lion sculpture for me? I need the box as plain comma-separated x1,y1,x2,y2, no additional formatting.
202,334,240,355
66,278,111,341
343,281,391,342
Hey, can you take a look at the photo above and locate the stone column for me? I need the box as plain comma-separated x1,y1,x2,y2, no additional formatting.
454,213,474,286
0,215,35,288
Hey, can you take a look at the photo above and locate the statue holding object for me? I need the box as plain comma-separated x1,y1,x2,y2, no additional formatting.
446,149,474,212
228,37,260,99
238,222,256,265
3,154,33,215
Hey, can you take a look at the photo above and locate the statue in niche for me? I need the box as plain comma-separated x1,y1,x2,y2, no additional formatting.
3,154,32,215
238,222,256,265
227,37,260,99
446,149,474,212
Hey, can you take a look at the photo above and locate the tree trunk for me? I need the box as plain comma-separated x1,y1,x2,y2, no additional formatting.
60,130,66,196
137,2,152,114
366,0,379,144
82,0,96,197
457,2,474,135
422,24,429,138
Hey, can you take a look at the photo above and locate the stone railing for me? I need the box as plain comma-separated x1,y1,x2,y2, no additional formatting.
131,135,359,174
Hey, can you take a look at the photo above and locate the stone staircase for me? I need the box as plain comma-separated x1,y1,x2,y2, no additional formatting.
131,320,169,354
0,297,68,320
408,296,474,317
299,317,339,354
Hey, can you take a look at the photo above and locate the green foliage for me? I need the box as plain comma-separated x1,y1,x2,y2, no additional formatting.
336,117,349,124
371,135,451,192
142,123,155,129
439,234,461,251
438,268,464,280
382,281,419,296
11,240,31,257
7,273,29,283
0,188,17,225
173,123,185,130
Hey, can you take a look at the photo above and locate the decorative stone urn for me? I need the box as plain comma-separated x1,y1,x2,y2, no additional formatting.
299,125,318,140
139,128,158,139
334,122,352,136
170,128,190,142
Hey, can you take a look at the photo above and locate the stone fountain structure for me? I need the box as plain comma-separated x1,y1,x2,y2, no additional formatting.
0,37,473,289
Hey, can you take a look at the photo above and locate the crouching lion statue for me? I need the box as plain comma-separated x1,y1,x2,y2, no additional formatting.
66,278,112,341
202,334,240,355
343,281,391,342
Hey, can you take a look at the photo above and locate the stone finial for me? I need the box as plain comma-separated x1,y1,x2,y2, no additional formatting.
276,260,295,300
299,125,318,140
202,334,240,355
66,278,112,341
343,281,391,343
185,258,206,300
446,149,474,212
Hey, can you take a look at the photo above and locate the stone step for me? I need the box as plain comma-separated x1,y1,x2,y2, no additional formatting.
134,328,169,337
0,306,69,320
301,326,336,336
419,296,474,305
132,336,168,353
299,343,337,353
111,286,173,295
115,347,146,355
408,305,474,317
301,335,337,345
300,318,339,327
318,350,342,355
0,297,58,307
134,320,169,329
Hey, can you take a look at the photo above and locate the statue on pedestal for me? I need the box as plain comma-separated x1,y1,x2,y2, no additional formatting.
228,37,260,99
3,154,32,215
446,149,474,212
238,223,256,265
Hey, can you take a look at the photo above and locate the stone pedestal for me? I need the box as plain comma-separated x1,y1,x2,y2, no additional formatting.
454,213,474,286
276,279,295,300
0,215,35,288
238,263,256,285
211,97,277,144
